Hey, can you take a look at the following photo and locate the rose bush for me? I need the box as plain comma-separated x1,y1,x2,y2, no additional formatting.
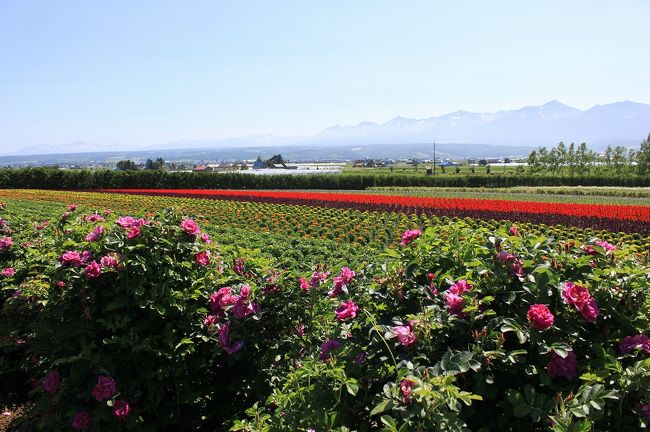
0,202,649,431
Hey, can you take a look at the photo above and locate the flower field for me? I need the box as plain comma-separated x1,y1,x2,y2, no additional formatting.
0,189,649,431
97,188,650,234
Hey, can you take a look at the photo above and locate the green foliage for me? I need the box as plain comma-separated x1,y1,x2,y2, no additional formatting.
0,200,649,431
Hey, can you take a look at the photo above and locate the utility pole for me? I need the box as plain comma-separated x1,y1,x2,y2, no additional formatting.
433,141,436,175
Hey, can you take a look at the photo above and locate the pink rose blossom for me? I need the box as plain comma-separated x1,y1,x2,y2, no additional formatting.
335,300,359,321
547,351,577,381
400,379,415,404
444,291,465,315
209,287,239,313
84,261,102,279
328,277,345,297
392,324,416,347
309,270,330,288
68,204,78,211
620,334,650,355
204,314,218,328
200,232,212,243
85,225,104,242
0,237,13,251
233,257,245,275
91,375,116,401
448,280,473,295
339,267,356,284
71,411,91,430
562,282,599,323
127,226,141,239
100,254,119,269
56,280,66,288
217,321,244,354
299,277,311,291
595,240,616,254
509,226,519,236
112,400,130,419
42,371,60,394
400,229,422,246
77,252,91,265
232,287,260,318
319,339,340,361
496,251,516,263
180,218,200,235
115,216,137,228
527,304,554,330
194,251,210,266
2,267,15,277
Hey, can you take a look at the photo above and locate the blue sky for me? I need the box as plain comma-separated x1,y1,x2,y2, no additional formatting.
1,1,649,153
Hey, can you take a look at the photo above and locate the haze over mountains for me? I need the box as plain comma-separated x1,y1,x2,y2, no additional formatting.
8,100,650,159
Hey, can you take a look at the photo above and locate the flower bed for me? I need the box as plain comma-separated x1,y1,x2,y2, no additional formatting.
0,202,648,430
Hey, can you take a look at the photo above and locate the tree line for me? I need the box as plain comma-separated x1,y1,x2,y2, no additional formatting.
0,167,647,190
527,134,650,176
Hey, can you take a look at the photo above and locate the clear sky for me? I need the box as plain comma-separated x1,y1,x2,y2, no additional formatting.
1,1,649,153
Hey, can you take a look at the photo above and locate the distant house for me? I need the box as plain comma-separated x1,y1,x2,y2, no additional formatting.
253,159,266,169
193,164,213,172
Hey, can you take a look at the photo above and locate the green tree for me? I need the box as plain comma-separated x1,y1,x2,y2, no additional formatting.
637,134,650,176
116,160,137,171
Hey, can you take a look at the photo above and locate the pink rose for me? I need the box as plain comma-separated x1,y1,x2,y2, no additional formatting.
392,324,416,347
115,216,137,228
85,225,104,242
209,287,239,312
61,254,79,270
194,251,210,266
2,267,15,277
67,204,78,211
299,277,311,291
204,314,218,328
217,321,244,354
127,226,141,239
339,267,356,284
310,270,330,288
84,261,102,279
71,411,91,430
319,339,340,361
496,251,516,263
509,226,519,236
0,237,13,251
527,304,554,330
620,334,650,355
100,254,119,269
335,300,359,322
400,379,415,404
233,258,245,275
80,250,93,263
180,218,200,235
448,280,472,295
328,277,345,298
595,240,616,254
91,375,116,401
562,282,599,323
547,351,577,381
400,229,422,246
42,370,60,394
200,232,212,243
444,292,465,315
112,400,130,419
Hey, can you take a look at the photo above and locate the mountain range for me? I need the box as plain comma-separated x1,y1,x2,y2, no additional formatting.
8,100,650,157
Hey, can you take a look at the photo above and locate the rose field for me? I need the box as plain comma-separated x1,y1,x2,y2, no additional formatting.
0,189,649,431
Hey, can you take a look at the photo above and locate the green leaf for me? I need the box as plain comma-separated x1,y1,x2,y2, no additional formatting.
513,403,531,418
370,400,394,416
345,381,359,396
